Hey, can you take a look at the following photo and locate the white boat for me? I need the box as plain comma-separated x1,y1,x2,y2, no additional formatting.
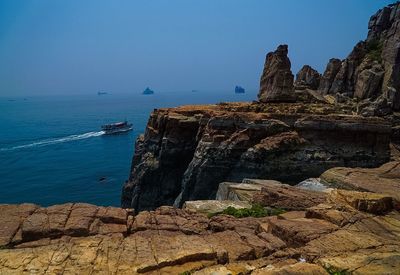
101,121,133,135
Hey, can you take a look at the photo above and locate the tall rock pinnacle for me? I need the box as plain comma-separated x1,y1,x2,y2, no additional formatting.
258,45,296,103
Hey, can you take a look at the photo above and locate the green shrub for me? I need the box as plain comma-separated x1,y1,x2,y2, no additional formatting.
366,39,383,62
208,204,285,218
325,266,349,275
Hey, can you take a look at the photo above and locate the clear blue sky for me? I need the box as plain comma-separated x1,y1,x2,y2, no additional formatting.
0,0,396,96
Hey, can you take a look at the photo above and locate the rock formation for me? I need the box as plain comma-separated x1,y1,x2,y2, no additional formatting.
294,65,321,90
121,102,391,211
318,58,342,94
314,2,400,111
258,45,296,102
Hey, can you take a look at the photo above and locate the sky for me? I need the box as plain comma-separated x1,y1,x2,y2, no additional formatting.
0,0,396,96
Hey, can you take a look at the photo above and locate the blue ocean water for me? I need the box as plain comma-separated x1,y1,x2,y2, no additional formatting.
0,91,257,207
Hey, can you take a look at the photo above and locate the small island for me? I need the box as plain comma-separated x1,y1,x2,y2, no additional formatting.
142,87,154,95
235,85,245,93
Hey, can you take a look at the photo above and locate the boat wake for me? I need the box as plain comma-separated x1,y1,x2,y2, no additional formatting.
0,131,105,151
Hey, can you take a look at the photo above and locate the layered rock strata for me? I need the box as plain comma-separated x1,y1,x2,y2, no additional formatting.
122,102,391,211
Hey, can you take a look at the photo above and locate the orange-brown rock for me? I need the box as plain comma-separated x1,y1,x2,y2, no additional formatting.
0,197,400,274
320,161,400,203
251,180,327,210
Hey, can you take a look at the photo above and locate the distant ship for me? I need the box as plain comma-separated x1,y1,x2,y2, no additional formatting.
101,121,133,135
98,91,108,95
191,89,198,93
142,87,154,95
235,86,245,94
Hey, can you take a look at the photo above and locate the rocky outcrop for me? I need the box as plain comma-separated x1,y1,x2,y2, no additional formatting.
315,2,400,111
251,181,327,211
368,2,400,110
0,203,131,247
295,65,321,90
318,58,342,94
2,183,400,274
258,45,296,102
320,161,400,203
122,102,391,211
216,178,327,211
354,59,385,99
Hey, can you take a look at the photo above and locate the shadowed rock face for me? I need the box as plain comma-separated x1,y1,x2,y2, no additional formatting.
121,102,391,211
318,58,342,94
258,45,296,103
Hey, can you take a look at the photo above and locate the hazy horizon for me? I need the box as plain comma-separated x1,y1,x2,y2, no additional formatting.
0,0,396,96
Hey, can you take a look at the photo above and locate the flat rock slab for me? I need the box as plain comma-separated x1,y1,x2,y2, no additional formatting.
183,200,251,215
251,180,327,210
216,180,282,201
0,203,131,247
320,161,400,202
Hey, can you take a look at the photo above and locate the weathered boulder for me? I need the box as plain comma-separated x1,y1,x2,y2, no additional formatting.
216,179,281,201
295,65,321,90
354,59,385,99
328,189,394,214
251,180,327,210
0,204,38,247
258,45,296,102
358,95,393,117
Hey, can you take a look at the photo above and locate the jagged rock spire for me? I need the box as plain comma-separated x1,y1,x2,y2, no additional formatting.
258,45,296,103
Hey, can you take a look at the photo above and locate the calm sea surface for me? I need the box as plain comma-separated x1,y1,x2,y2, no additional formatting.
0,91,257,206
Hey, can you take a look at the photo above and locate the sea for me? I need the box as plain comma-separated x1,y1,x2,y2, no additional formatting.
0,90,257,207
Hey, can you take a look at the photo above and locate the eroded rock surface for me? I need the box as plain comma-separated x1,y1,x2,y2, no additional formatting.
1,186,400,274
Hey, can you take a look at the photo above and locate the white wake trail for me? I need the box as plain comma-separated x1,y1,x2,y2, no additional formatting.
0,131,105,151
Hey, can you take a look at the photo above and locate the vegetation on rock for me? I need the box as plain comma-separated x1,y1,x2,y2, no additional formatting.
366,39,383,62
208,204,285,218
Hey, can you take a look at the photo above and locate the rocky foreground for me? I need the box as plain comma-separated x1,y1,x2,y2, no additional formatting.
1,162,400,274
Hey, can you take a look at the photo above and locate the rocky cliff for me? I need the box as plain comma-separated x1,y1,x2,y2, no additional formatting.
298,1,400,112
121,102,391,211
